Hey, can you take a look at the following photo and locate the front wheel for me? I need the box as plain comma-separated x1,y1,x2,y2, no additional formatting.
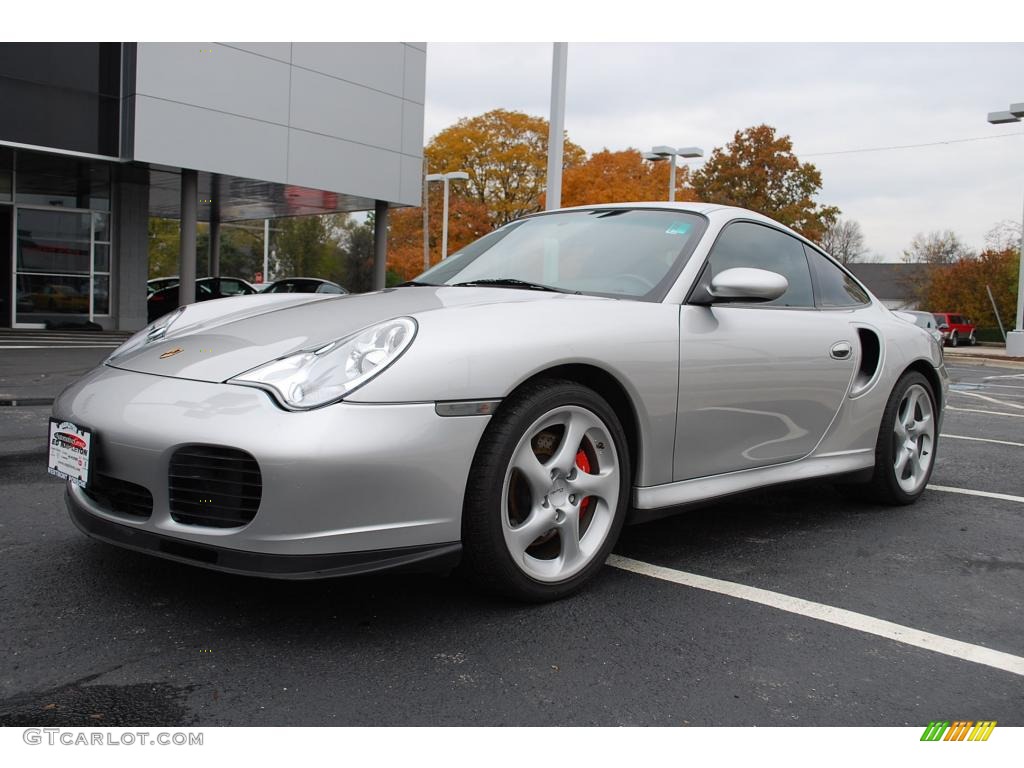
856,372,938,505
461,379,631,602
949,332,959,347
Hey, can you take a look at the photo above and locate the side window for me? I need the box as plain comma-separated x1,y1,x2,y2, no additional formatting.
706,222,814,308
804,246,870,307
316,283,343,294
219,279,247,296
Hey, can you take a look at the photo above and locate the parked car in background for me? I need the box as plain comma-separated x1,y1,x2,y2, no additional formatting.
147,276,257,322
147,277,180,296
260,277,348,295
932,312,976,347
896,310,945,345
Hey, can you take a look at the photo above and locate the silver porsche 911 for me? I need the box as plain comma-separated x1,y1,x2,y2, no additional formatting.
50,203,947,601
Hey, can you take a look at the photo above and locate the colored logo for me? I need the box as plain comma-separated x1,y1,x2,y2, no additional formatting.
920,720,996,742
159,347,184,359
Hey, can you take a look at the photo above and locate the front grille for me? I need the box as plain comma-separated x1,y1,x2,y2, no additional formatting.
168,445,262,528
83,474,153,518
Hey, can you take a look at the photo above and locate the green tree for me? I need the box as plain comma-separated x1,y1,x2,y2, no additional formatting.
427,108,586,226
691,124,840,242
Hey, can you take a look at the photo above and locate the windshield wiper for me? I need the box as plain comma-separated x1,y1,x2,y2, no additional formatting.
451,278,576,294
397,280,438,287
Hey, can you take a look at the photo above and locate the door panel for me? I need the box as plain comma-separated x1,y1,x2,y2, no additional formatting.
674,305,856,480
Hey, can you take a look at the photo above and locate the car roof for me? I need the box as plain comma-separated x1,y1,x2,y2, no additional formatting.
537,201,798,229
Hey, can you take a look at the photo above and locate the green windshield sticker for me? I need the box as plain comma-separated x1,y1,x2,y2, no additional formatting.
665,221,692,235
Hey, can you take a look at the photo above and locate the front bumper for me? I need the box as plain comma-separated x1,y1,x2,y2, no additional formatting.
54,365,492,564
67,495,461,579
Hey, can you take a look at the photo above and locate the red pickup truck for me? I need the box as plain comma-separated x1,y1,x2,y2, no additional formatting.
932,312,977,347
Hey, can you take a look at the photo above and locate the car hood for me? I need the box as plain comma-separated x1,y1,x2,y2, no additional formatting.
107,286,592,382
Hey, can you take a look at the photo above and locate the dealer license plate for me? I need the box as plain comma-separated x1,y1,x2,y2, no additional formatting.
47,419,94,488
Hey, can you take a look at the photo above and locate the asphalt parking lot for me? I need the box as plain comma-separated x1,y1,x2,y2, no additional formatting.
1,355,1022,727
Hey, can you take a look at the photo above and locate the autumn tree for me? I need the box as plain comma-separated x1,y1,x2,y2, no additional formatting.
690,124,839,242
924,247,1020,330
819,218,867,265
559,148,698,207
902,230,974,265
387,190,491,281
426,109,586,226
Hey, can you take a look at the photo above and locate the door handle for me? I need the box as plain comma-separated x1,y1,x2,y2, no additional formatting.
830,341,853,360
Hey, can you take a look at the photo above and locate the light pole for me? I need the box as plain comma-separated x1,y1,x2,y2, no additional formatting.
426,171,469,259
546,42,568,211
988,102,1024,356
643,145,704,202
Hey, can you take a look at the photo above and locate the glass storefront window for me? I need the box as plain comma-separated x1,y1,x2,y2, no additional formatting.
92,211,110,241
93,274,110,315
16,273,91,315
14,206,112,323
8,152,115,325
94,243,110,272
16,210,91,274
14,154,110,210
0,170,10,202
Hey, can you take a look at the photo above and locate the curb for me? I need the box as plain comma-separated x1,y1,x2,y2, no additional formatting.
943,353,1024,370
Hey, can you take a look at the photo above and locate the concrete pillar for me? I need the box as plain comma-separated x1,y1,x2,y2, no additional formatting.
178,169,197,305
209,175,220,277
112,164,149,331
373,200,389,291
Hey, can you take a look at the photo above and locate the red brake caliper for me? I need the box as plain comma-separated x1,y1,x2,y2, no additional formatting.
575,449,592,521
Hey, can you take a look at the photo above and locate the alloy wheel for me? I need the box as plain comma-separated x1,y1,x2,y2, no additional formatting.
500,405,620,582
892,383,935,494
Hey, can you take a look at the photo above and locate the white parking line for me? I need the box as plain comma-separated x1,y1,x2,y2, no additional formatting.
947,406,1024,418
927,485,1024,504
606,555,1024,677
942,433,1024,448
983,373,1024,380
950,390,1024,410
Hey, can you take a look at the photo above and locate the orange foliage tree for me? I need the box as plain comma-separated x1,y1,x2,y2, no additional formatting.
924,247,1020,330
426,109,586,226
557,149,698,207
387,188,492,281
691,124,839,242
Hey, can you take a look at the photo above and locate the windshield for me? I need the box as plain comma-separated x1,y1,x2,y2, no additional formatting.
413,209,707,300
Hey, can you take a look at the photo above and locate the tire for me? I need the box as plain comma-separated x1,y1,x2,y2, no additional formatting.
461,378,631,602
950,332,959,348
856,371,938,505
969,331,977,346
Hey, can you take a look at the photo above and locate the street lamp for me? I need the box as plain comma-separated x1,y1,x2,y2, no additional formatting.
643,145,704,202
987,102,1024,356
426,171,470,260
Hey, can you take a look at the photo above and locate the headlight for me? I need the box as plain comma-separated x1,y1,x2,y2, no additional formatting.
228,317,417,410
105,307,187,364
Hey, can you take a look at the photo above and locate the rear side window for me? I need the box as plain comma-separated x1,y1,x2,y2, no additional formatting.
316,283,344,294
219,279,248,296
950,315,966,325
804,246,870,307
706,222,814,308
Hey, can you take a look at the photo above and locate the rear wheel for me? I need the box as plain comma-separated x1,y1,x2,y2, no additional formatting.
856,372,938,505
461,379,631,601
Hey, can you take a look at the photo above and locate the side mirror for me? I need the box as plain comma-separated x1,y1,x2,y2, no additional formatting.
938,324,950,332
708,267,788,303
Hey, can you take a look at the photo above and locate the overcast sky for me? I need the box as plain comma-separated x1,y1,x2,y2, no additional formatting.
423,43,1024,260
